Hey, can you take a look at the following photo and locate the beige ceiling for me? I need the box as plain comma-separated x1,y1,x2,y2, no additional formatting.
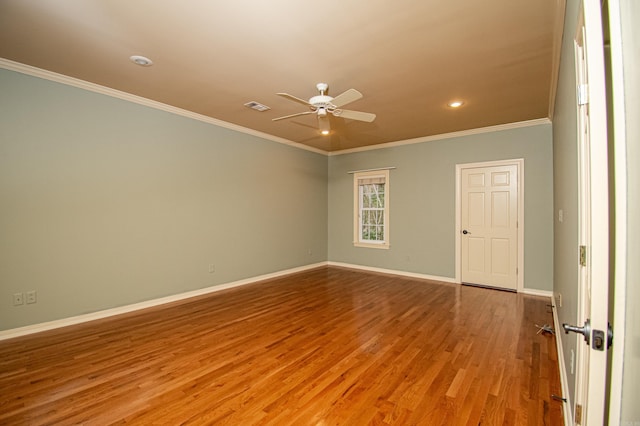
0,0,565,153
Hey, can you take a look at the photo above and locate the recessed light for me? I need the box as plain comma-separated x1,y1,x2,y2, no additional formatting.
130,55,153,67
321,129,330,136
448,100,464,108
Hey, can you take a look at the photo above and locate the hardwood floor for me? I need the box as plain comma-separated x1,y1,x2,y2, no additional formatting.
0,267,563,425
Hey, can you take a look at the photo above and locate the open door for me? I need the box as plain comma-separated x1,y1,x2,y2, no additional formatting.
561,2,611,424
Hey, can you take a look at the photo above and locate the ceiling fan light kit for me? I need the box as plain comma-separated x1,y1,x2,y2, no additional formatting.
273,83,376,135
319,116,330,135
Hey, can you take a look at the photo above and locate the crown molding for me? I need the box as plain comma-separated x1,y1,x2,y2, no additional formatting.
0,58,328,156
329,118,552,156
2,58,552,158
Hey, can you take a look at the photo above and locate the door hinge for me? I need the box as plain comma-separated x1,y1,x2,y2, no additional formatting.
579,245,587,267
578,84,589,105
575,403,583,424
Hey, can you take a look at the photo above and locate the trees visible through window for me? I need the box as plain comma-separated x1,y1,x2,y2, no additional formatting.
353,170,389,249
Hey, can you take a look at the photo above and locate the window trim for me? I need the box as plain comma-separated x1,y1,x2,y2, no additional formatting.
353,169,390,249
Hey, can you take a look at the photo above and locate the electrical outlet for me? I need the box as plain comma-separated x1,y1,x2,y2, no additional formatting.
307,249,312,256
13,292,24,306
26,290,37,304
208,264,215,273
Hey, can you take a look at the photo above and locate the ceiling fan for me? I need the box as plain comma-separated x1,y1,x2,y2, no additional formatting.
273,83,376,135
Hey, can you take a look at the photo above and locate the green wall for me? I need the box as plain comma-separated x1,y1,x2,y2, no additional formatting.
552,0,581,410
0,69,328,330
328,124,554,292
1,65,556,333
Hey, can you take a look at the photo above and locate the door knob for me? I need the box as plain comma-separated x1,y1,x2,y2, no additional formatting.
562,319,591,345
462,230,470,235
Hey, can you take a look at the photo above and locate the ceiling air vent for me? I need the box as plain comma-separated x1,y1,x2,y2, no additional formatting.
244,101,270,112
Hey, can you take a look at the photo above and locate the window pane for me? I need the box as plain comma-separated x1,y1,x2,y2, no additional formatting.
370,225,379,241
374,211,379,224
363,225,371,240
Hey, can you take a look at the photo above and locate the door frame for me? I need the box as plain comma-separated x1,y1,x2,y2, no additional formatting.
455,158,524,292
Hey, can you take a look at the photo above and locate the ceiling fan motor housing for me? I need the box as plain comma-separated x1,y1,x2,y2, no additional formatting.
309,95,334,109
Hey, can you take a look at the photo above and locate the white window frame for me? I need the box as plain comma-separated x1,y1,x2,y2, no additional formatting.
353,169,390,249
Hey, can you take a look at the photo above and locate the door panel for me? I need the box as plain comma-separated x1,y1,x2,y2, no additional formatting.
491,191,510,228
468,237,485,273
468,193,485,227
461,164,518,290
492,170,510,186
491,238,510,275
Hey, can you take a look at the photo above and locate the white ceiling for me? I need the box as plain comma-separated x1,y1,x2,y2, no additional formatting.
0,0,565,152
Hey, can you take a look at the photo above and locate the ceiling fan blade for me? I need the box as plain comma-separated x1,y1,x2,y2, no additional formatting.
330,88,363,108
272,111,314,121
333,109,376,122
276,93,311,106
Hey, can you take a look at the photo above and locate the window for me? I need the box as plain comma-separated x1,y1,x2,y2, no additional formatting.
353,169,389,249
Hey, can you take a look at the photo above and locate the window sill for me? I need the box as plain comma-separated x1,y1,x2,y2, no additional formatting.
353,242,390,250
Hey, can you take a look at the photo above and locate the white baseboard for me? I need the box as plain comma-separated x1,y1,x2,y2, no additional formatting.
551,298,573,426
327,261,457,283
0,261,559,345
0,262,328,341
521,288,554,298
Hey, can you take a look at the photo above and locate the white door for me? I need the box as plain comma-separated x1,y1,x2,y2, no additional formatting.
460,163,518,291
569,2,610,425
